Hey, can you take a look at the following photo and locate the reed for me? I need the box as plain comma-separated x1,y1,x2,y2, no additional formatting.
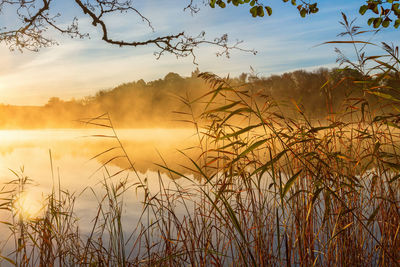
0,15,399,266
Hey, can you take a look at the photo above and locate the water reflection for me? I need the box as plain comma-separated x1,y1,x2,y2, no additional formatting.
0,128,198,173
0,128,199,251
13,190,45,221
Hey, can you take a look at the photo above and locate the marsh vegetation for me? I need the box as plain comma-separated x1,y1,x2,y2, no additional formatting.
0,17,399,267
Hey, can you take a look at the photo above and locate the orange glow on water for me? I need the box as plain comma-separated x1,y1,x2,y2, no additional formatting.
13,191,44,221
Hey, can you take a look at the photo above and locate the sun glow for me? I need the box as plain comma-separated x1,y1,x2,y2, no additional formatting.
13,191,44,221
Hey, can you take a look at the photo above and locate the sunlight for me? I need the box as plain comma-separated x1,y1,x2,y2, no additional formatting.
13,191,44,221
0,130,28,142
0,80,6,99
0,1,399,265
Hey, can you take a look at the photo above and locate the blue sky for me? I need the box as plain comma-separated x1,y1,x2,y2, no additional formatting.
0,0,398,105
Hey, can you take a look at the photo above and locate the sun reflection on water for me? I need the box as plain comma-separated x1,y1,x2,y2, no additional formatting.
13,191,45,221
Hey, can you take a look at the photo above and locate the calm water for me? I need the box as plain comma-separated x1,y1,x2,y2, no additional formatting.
0,128,198,248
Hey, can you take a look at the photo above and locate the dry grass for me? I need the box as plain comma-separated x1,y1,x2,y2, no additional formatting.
0,16,399,266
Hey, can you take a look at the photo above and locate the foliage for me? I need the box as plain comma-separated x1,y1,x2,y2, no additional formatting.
209,0,400,29
209,0,318,18
359,0,400,28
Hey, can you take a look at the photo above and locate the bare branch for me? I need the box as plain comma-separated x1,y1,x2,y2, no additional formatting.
0,0,256,61
183,0,200,15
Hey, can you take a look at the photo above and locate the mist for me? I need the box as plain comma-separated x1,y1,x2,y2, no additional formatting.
0,67,384,129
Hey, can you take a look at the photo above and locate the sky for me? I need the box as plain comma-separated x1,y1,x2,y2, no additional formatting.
0,0,399,105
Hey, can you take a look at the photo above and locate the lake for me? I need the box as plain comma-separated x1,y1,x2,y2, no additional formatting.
0,128,200,251
0,122,396,266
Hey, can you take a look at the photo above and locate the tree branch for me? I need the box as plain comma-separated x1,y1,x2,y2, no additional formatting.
0,0,256,61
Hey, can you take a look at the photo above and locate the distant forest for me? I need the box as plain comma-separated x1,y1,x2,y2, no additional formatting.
0,68,385,129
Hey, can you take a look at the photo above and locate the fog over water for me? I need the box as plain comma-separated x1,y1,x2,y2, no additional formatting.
0,128,199,247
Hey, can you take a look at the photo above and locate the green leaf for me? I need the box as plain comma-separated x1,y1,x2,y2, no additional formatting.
368,91,400,102
368,17,375,26
219,123,262,140
359,5,368,15
251,149,288,176
265,6,272,16
382,19,390,27
210,0,216,8
300,8,307,18
282,170,302,197
250,6,257,17
373,17,382,28
311,7,319,13
310,3,318,12
205,101,241,113
232,138,269,163
220,107,252,126
373,5,379,14
395,19,400,28
257,5,264,17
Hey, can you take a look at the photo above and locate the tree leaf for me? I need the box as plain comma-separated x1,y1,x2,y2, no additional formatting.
359,5,368,15
265,6,272,16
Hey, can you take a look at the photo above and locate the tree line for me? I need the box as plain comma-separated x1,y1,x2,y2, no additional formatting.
0,67,384,129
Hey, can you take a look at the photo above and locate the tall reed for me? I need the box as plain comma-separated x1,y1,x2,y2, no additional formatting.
0,14,399,266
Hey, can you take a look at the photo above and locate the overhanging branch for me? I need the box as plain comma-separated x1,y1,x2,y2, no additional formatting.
0,0,256,61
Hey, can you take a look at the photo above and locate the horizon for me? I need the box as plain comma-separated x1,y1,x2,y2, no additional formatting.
0,67,331,107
